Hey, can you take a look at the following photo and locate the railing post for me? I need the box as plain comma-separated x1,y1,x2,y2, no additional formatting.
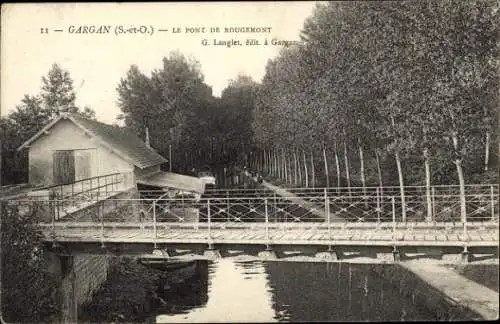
463,199,468,243
71,182,74,207
376,187,381,223
324,188,328,222
207,199,212,245
327,193,332,249
153,200,157,249
100,202,104,247
226,190,230,222
274,192,277,223
105,176,108,197
392,196,396,245
431,186,436,220
97,176,100,200
491,185,496,221
50,193,56,243
265,199,270,249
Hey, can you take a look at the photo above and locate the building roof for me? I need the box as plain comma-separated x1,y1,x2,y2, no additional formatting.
137,171,206,194
17,112,167,169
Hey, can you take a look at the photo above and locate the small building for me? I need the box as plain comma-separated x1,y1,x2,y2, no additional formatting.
17,112,205,201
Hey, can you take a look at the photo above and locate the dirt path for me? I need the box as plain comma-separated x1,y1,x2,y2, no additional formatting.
402,260,499,320
260,180,344,222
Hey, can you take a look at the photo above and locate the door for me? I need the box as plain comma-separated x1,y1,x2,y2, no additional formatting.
74,150,93,181
53,150,75,185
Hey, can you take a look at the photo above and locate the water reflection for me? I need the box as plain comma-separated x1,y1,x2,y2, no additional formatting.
154,260,473,323
156,259,276,323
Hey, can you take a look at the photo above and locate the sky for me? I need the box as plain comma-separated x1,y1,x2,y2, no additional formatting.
1,2,317,124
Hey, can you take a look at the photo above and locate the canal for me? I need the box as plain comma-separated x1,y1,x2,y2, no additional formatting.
152,259,480,323
78,169,492,322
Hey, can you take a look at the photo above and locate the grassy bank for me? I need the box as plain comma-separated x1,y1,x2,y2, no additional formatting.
450,264,499,292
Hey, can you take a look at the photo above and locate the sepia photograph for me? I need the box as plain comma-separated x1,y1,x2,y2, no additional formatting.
0,1,498,323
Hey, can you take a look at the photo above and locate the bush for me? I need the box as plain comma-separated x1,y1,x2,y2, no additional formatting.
1,202,60,322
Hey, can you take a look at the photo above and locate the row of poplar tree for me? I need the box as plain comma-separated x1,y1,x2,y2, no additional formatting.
246,1,498,192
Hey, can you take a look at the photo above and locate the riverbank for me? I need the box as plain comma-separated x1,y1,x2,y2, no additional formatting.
450,263,499,292
401,260,499,320
78,256,164,323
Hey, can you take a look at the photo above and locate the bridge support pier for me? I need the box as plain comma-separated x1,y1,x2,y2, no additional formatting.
315,250,339,261
258,247,277,260
152,249,170,258
393,249,401,262
204,248,221,260
376,250,401,263
461,247,471,264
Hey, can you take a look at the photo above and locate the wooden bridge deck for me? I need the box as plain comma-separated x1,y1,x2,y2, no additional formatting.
40,222,499,247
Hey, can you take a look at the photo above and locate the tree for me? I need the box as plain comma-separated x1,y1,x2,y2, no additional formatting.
1,64,96,184
117,52,216,172
1,203,60,322
41,63,77,117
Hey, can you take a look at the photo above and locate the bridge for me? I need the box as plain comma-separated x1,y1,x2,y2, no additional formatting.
5,182,499,262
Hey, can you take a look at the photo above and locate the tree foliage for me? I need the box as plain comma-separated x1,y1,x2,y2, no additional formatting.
116,53,257,173
1,63,96,184
1,202,60,322
251,0,499,186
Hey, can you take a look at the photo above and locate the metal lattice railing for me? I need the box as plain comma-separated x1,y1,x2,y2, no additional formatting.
3,184,498,249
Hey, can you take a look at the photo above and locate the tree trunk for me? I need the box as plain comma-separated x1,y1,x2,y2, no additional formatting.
276,148,281,179
288,151,293,184
303,150,309,188
269,149,273,176
334,144,341,189
343,139,351,195
293,150,298,186
452,131,467,223
297,149,303,186
424,148,432,222
273,148,278,177
375,149,383,190
263,149,267,174
310,151,316,188
282,148,287,182
395,151,406,222
323,146,330,187
269,149,272,175
485,131,490,171
358,138,366,196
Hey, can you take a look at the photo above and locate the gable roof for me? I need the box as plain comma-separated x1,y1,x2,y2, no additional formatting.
18,112,167,169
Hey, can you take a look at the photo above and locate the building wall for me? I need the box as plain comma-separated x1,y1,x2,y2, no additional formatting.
28,118,133,186
62,187,144,222
56,254,111,323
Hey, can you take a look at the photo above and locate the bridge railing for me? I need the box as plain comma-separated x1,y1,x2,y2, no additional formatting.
27,172,136,220
4,191,498,247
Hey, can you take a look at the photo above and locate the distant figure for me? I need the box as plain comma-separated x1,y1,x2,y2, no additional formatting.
257,173,263,183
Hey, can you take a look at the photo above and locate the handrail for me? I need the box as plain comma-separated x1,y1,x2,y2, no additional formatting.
32,172,122,191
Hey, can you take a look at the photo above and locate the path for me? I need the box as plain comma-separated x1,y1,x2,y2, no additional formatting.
259,179,344,221
401,260,499,320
